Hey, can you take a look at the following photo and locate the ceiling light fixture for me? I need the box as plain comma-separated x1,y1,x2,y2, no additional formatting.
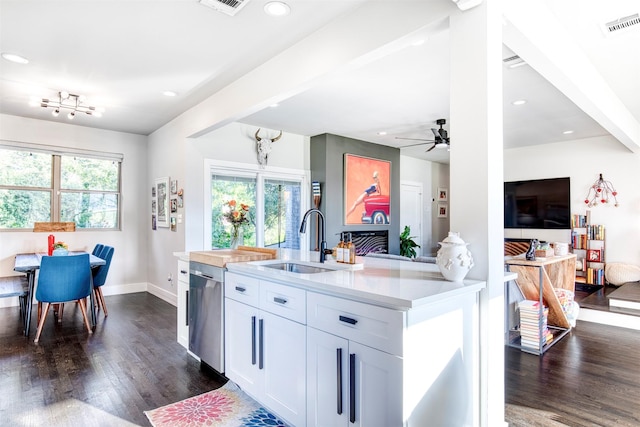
264,1,290,16
162,91,177,97
512,99,527,106
563,130,574,135
36,91,104,119
1,52,29,64
377,131,387,136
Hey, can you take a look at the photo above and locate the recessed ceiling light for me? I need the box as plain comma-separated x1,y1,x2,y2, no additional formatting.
264,1,290,16
162,91,178,97
269,103,279,108
563,130,574,135
377,131,387,136
1,52,29,64
512,99,527,106
411,39,426,47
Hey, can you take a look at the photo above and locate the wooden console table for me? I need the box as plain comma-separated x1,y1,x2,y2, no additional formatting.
505,253,576,354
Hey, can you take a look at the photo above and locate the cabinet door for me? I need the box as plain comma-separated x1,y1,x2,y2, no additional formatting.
349,341,403,427
224,298,260,397
176,280,189,348
176,260,189,348
261,310,306,427
307,327,349,427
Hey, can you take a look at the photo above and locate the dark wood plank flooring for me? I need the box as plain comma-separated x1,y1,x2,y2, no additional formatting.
0,292,225,426
2,291,639,426
506,320,640,426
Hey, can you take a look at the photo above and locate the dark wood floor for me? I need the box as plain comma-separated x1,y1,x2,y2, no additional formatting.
2,291,639,426
506,318,640,426
0,293,225,426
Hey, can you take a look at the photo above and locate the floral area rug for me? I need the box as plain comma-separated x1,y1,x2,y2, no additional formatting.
144,381,289,427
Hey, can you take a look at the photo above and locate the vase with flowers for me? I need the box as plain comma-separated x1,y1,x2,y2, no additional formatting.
224,200,250,249
52,241,69,256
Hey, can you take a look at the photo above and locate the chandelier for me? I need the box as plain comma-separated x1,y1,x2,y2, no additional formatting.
584,173,619,207
38,91,104,119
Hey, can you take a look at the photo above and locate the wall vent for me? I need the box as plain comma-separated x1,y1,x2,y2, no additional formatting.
502,55,527,69
601,13,640,36
199,0,250,16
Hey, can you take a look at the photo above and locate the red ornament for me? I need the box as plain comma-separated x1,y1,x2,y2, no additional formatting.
596,188,602,193
601,199,606,203
612,191,617,196
584,199,589,204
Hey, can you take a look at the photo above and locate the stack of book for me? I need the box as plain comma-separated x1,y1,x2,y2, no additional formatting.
518,300,553,351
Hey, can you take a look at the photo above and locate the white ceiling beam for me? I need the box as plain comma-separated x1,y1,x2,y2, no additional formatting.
171,0,456,139
503,0,640,152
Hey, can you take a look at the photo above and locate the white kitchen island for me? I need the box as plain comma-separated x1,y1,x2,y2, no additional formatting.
224,250,485,427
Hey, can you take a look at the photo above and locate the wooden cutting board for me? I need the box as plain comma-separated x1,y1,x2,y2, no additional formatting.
190,247,276,268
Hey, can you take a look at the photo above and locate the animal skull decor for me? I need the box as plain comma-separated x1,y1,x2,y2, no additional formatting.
255,128,282,167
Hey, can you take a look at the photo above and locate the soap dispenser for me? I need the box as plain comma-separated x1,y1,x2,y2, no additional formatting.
347,232,356,264
336,232,345,263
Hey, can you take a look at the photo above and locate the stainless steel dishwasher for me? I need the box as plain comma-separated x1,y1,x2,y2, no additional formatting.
189,261,224,373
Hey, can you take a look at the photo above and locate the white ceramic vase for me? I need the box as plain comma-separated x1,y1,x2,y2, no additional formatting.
436,232,474,282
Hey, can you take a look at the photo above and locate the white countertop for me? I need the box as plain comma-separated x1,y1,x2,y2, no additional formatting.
225,249,485,310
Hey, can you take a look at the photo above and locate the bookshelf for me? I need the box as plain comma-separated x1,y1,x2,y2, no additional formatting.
572,212,606,286
505,254,576,355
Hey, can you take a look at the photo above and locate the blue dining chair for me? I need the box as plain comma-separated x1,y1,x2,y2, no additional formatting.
34,254,93,343
92,243,104,256
93,245,114,317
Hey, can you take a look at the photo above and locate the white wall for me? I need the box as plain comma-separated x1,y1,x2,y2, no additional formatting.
0,114,149,306
504,135,640,264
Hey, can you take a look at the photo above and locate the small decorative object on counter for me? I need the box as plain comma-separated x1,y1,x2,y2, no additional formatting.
52,241,69,256
337,232,345,263
347,232,356,264
48,234,55,256
526,239,539,261
436,232,474,282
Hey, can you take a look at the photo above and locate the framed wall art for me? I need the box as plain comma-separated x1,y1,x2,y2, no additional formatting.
344,154,391,225
438,203,448,218
437,187,448,202
155,176,170,228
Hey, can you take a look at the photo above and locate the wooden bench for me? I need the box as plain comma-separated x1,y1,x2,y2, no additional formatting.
0,275,30,320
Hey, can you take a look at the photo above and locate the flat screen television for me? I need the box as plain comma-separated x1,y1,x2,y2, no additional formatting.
504,177,571,229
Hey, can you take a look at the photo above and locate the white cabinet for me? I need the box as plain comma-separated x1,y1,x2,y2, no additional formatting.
224,272,306,427
176,259,189,349
306,295,403,427
306,327,402,427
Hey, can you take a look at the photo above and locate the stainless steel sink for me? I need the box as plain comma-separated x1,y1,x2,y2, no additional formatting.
263,262,333,274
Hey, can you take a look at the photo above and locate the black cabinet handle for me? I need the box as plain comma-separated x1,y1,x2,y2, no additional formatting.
337,348,343,415
339,315,358,325
350,353,356,423
251,316,256,365
259,319,264,370
273,297,287,305
235,286,246,293
185,290,189,326
180,269,187,274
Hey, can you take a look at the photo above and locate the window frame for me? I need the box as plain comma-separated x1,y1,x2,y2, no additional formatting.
204,159,309,249
0,141,123,231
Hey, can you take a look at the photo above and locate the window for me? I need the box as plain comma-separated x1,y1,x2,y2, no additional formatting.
206,160,307,249
0,145,122,230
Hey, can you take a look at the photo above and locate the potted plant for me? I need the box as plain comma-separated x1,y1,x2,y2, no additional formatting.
399,226,420,258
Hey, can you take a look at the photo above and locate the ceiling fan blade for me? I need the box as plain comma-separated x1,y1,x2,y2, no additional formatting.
431,128,439,138
395,136,434,142
426,143,436,152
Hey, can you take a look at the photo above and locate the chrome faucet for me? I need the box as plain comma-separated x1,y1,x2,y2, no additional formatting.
300,208,327,263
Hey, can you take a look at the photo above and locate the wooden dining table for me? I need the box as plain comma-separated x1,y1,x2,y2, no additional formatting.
13,252,106,337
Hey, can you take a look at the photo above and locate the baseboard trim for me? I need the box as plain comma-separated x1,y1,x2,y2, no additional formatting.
0,282,178,308
146,283,178,306
609,298,640,311
578,308,640,330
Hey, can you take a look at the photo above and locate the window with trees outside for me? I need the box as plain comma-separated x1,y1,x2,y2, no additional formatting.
208,162,306,250
0,146,122,230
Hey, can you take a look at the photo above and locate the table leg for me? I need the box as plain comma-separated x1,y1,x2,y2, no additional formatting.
23,271,35,337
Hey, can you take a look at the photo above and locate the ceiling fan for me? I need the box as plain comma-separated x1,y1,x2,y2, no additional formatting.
396,118,450,152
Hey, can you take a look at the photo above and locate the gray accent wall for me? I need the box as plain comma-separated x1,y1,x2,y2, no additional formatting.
310,134,401,254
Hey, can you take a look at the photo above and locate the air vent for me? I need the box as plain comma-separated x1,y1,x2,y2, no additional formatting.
502,55,527,69
199,0,250,16
601,13,640,36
